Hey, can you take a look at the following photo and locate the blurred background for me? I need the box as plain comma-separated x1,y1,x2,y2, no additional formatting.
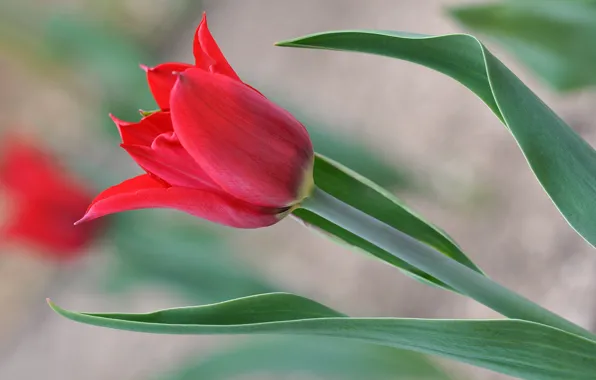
1,0,595,379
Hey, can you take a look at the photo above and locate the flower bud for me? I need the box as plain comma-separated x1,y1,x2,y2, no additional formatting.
78,14,314,228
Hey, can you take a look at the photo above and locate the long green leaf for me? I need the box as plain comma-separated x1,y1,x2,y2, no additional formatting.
294,154,482,291
278,30,596,251
159,337,453,380
450,0,596,91
49,293,596,380
109,215,452,380
302,187,593,339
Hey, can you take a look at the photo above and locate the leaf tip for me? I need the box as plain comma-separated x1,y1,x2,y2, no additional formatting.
274,39,297,47
47,298,66,316
46,298,57,309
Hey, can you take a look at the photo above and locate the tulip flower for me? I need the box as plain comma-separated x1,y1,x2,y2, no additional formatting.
0,136,97,259
78,14,314,228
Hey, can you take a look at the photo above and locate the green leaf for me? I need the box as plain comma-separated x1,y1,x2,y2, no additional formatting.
158,337,453,380
49,293,596,380
294,154,482,290
278,30,596,251
449,0,596,91
302,187,593,339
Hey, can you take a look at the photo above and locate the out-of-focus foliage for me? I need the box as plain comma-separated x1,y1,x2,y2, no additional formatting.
106,213,275,303
305,117,412,189
157,337,454,380
42,15,155,136
450,0,596,91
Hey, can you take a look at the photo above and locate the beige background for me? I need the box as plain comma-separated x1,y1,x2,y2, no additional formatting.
1,1,595,379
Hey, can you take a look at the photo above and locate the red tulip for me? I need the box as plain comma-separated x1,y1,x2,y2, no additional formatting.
0,136,97,259
78,14,314,228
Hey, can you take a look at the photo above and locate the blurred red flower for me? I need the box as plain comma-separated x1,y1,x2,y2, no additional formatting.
78,14,314,228
0,136,97,259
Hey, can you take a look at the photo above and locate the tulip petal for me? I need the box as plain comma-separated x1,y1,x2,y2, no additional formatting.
193,14,240,81
0,134,97,256
113,111,173,146
0,136,91,201
77,174,283,228
170,68,313,207
142,63,193,109
0,137,59,194
121,132,220,189
2,201,94,256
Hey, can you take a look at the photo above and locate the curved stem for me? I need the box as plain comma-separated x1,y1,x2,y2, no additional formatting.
302,187,594,340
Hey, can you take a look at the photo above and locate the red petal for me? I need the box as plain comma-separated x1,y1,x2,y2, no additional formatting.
0,137,63,194
113,111,173,146
170,68,314,208
121,132,220,189
77,174,283,228
2,202,95,257
0,134,97,256
142,62,193,109
0,136,93,203
193,13,240,81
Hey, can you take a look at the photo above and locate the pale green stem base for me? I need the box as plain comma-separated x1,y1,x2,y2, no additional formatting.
302,187,594,340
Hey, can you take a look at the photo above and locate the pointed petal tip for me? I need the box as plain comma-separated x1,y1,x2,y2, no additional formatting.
108,113,122,124
109,114,136,129
109,114,128,135
74,213,93,226
139,64,150,72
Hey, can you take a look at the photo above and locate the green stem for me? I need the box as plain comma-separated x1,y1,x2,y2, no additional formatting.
302,187,594,340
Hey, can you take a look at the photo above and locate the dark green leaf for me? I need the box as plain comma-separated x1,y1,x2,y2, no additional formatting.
450,0,596,91
294,154,481,291
278,30,596,252
158,337,453,380
50,293,596,380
